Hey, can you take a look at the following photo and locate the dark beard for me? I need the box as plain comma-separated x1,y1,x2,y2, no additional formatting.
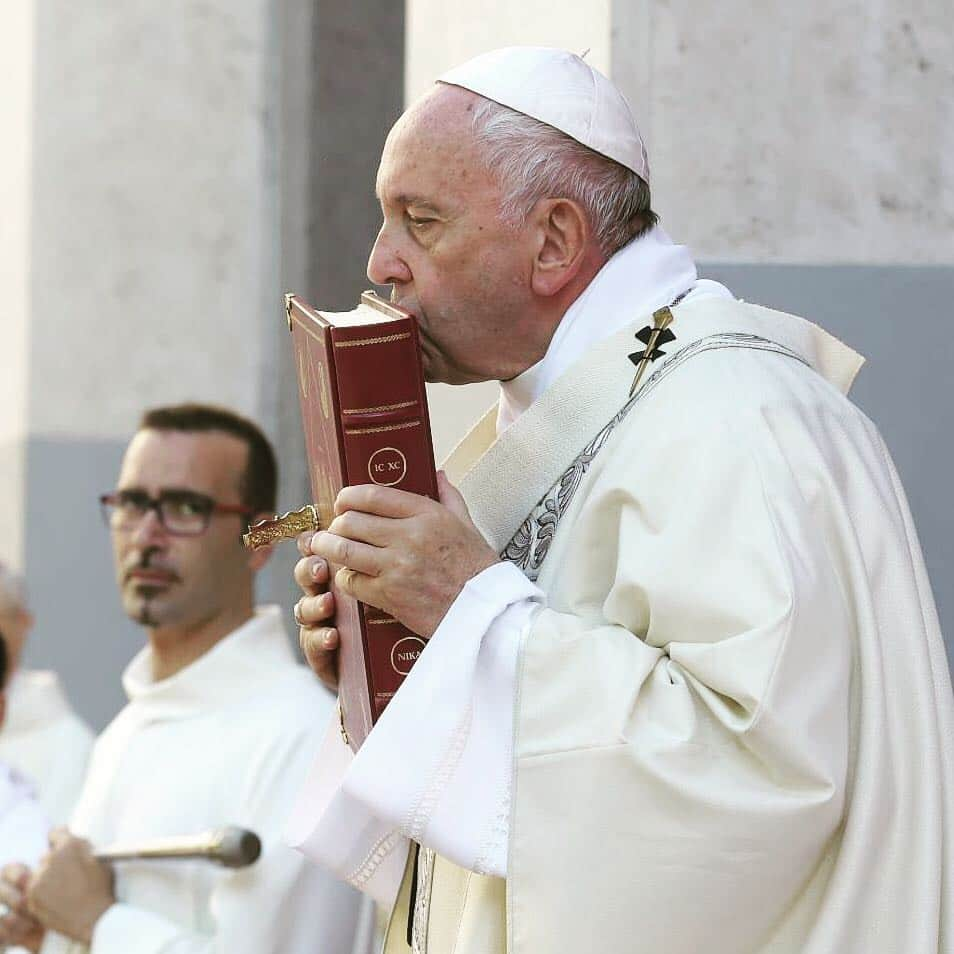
138,599,157,627
130,547,168,626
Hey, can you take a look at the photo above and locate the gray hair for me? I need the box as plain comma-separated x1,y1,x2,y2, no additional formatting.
469,97,658,257
0,562,27,616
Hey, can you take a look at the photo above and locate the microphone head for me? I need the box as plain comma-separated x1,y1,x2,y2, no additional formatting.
211,826,262,868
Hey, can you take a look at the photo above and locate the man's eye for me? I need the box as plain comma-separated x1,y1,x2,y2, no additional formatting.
166,498,205,518
118,493,148,512
406,214,434,229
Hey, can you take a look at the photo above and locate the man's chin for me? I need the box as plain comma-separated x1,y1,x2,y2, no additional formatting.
121,589,176,626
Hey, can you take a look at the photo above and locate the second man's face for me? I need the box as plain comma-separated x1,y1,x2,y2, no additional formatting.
109,428,253,633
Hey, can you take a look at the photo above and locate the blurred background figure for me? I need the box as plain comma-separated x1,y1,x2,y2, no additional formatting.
0,563,93,825
0,628,49,873
0,404,365,954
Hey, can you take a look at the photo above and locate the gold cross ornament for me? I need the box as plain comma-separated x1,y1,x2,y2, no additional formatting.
628,306,677,396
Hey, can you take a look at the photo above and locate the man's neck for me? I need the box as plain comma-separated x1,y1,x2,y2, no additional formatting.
147,601,254,682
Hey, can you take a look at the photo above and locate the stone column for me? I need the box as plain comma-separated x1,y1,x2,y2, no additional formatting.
0,3,34,567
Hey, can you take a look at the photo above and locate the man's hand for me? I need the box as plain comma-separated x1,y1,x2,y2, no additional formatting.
0,864,44,953
26,829,115,945
307,471,498,639
293,537,340,692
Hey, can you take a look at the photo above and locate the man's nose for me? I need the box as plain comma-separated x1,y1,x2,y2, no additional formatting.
367,225,412,286
129,507,168,548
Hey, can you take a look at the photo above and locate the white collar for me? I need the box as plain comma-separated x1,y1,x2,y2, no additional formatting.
3,669,76,734
497,226,726,434
121,605,296,721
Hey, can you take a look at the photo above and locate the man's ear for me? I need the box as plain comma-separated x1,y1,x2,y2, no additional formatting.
245,512,276,572
529,197,590,298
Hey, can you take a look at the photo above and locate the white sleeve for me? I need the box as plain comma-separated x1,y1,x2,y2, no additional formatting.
287,562,542,889
350,561,542,876
74,718,366,954
85,845,363,954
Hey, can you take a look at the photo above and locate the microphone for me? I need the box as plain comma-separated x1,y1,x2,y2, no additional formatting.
94,826,262,868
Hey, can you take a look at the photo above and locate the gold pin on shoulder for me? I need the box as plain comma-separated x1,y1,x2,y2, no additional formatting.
628,306,677,396
243,505,320,550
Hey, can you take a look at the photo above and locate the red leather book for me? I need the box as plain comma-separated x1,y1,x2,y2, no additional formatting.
286,291,438,751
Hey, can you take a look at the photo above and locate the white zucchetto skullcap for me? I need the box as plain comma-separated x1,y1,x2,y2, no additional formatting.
438,46,650,182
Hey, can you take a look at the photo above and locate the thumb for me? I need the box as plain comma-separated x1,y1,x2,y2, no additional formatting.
47,827,71,850
437,471,476,528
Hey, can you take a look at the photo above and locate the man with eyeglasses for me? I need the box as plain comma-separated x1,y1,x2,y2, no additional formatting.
0,404,365,954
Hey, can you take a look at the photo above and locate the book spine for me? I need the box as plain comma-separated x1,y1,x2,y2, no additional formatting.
290,311,374,746
331,318,438,729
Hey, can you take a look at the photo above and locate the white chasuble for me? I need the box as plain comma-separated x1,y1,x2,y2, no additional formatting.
294,291,953,953
426,296,951,952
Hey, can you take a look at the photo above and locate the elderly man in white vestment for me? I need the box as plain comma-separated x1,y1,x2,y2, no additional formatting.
0,563,94,825
287,47,954,954
0,404,365,954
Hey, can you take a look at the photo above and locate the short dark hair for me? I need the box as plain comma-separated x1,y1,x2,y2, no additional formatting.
139,403,278,514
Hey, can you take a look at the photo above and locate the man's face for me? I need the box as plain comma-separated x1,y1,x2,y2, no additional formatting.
367,86,547,385
110,429,253,632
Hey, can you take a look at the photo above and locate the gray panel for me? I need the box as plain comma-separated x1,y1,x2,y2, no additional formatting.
269,0,407,622
22,438,298,731
307,1,405,309
701,263,953,664
23,438,135,731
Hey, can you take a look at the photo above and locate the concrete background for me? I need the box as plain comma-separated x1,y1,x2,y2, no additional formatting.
1,1,950,730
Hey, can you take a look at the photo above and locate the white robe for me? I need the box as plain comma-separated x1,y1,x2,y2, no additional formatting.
40,607,365,954
288,228,732,894
0,760,48,869
290,239,954,951
0,669,94,824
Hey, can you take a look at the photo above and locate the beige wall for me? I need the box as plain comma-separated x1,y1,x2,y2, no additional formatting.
26,0,283,441
407,0,954,266
639,0,953,264
405,1,612,103
0,2,34,566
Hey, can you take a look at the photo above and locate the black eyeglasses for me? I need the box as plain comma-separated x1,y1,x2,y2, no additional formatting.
99,489,254,537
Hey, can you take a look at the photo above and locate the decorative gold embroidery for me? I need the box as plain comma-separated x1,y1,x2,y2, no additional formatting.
342,401,416,415
344,421,421,436
411,847,435,954
334,332,412,348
